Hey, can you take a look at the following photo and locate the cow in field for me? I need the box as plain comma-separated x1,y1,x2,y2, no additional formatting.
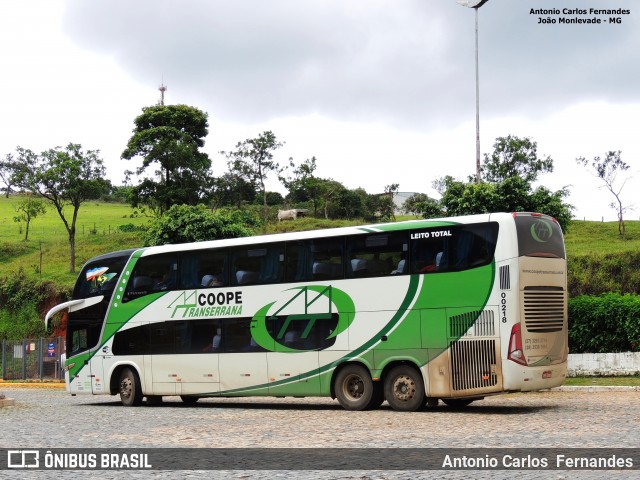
277,209,298,221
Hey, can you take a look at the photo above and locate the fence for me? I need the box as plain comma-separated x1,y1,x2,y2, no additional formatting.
1,337,64,381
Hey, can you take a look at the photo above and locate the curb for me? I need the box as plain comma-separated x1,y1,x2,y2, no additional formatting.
550,385,640,392
0,382,66,389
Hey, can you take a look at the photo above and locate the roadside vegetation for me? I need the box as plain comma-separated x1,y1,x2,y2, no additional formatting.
0,103,636,356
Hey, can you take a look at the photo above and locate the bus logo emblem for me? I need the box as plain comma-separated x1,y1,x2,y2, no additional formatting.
251,285,355,352
530,219,553,243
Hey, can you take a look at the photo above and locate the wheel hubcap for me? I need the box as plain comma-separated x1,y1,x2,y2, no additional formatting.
120,378,132,399
392,375,416,401
345,374,364,399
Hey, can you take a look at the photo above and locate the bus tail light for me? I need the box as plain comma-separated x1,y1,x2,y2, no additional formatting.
507,323,528,366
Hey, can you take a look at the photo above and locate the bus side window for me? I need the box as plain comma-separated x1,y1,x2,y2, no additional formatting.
123,254,177,302
346,233,406,278
181,250,228,290
231,245,283,286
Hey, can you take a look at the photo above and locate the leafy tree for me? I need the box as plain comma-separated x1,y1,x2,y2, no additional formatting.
0,154,16,198
282,157,323,215
211,172,257,208
223,131,284,223
318,179,347,219
13,195,46,241
481,135,553,183
121,104,212,215
364,192,395,222
436,176,572,231
11,144,110,272
383,183,400,221
402,193,442,217
576,151,632,236
260,191,285,206
143,204,258,246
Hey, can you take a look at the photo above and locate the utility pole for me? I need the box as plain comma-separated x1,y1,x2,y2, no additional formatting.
457,0,490,184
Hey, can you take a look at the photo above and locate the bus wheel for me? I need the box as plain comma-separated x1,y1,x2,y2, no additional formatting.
334,364,374,411
180,396,200,405
119,368,143,407
384,365,425,412
443,399,474,408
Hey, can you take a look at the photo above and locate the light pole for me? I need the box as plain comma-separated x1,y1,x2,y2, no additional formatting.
457,0,490,184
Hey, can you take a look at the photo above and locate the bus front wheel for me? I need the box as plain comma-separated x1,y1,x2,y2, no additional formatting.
334,364,374,411
384,365,425,412
119,368,143,407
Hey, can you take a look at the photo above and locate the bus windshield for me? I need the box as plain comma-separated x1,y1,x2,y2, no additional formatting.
68,251,134,356
73,252,132,300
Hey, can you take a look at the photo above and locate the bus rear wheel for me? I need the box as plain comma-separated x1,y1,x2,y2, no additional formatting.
119,368,143,407
180,396,200,405
334,364,374,411
384,365,425,412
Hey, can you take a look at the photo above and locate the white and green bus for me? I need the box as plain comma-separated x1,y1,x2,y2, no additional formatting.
46,212,568,411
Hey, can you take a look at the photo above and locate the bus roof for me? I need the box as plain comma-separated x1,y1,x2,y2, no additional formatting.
136,212,509,258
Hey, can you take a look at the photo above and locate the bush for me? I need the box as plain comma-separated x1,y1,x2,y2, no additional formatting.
0,271,70,340
143,204,258,246
569,293,640,353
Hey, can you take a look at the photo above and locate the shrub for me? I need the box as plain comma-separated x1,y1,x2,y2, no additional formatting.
0,270,70,340
569,293,640,353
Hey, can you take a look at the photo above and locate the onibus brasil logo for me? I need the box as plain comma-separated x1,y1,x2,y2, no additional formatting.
251,285,355,352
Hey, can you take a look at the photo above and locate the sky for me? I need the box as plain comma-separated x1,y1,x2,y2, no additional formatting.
1,0,638,222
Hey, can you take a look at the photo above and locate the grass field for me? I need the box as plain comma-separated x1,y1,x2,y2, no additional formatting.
564,376,640,386
1,194,639,288
0,196,148,286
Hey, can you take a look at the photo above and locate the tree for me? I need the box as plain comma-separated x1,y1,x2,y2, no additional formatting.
481,135,553,183
143,204,257,246
576,151,632,236
435,175,572,231
211,172,257,208
13,195,46,241
223,131,284,223
11,144,110,272
0,154,16,198
402,192,443,217
122,104,212,215
383,183,400,221
282,157,322,215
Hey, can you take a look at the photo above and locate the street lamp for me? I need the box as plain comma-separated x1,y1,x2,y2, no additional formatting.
457,0,490,184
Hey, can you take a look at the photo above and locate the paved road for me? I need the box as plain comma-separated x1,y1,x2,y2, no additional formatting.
1,387,638,479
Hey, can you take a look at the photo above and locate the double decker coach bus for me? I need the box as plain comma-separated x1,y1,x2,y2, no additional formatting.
46,212,568,411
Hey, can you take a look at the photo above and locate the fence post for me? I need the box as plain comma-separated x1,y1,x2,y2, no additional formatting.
58,336,64,380
39,337,44,380
1,339,5,380
22,339,27,380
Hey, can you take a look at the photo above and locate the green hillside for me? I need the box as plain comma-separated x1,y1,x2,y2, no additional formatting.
0,196,148,285
1,195,639,294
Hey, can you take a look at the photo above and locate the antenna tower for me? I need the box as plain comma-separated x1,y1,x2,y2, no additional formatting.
158,82,167,106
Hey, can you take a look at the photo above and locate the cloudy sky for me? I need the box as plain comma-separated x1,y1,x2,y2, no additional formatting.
1,0,638,221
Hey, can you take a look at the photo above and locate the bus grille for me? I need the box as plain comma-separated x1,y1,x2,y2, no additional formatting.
523,287,565,333
449,310,495,338
450,339,498,391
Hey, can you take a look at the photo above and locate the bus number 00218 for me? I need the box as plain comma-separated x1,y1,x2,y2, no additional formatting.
501,292,507,323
